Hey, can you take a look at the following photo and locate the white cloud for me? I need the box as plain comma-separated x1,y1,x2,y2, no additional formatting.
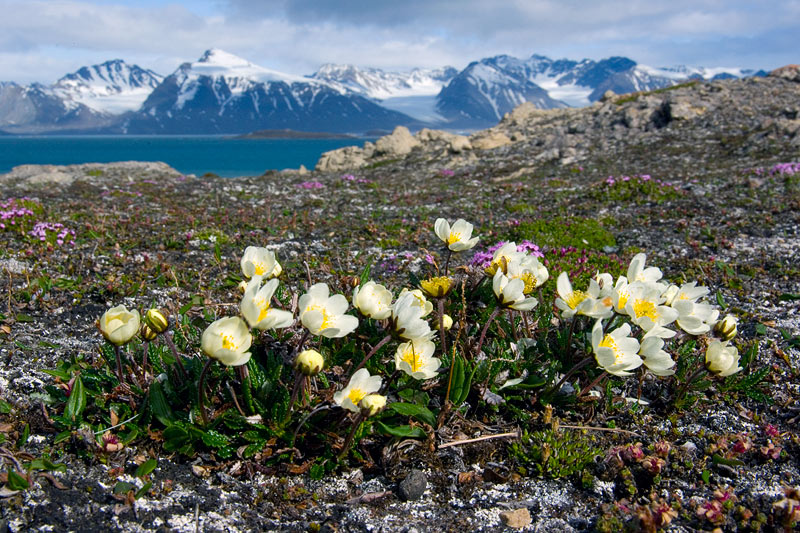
0,0,796,84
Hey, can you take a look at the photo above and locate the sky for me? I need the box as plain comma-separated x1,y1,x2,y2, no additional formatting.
1,0,797,84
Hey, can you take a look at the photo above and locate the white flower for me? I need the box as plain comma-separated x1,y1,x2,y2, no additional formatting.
638,336,675,376
395,338,440,380
333,368,383,412
390,291,433,340
623,282,678,332
485,242,522,275
201,316,252,366
506,255,549,294
673,299,719,336
299,283,359,338
240,246,282,279
595,272,615,299
705,340,741,376
492,270,539,311
353,281,393,320
240,276,294,330
434,218,479,251
626,253,664,286
397,288,434,317
668,281,710,305
99,305,140,345
555,272,611,319
592,320,643,376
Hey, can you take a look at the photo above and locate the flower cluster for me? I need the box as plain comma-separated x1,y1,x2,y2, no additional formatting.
769,162,800,175
0,198,37,231
296,181,324,189
555,253,740,378
28,222,76,247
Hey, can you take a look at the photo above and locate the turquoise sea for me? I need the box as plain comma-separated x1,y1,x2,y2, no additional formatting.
0,136,371,177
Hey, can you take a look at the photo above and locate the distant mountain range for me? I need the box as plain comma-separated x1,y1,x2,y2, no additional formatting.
0,49,767,134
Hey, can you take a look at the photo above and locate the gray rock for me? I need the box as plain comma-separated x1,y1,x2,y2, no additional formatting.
398,469,427,501
375,126,420,156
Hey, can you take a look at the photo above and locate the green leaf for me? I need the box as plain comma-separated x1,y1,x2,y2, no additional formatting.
16,423,30,448
42,369,72,380
779,293,800,301
148,381,174,426
448,354,472,405
701,469,711,484
359,256,373,286
755,323,767,336
375,421,427,439
27,458,67,473
712,453,744,467
162,425,191,452
113,481,136,495
386,403,436,427
14,314,34,323
134,481,152,500
135,459,158,478
65,376,87,424
54,430,72,444
0,399,11,414
201,430,231,449
715,291,727,309
6,470,29,491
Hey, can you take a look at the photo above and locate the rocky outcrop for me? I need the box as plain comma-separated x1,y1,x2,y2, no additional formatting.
374,126,420,156
0,161,184,187
770,65,800,83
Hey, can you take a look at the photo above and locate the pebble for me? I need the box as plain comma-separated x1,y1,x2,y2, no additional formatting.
398,469,427,501
499,508,532,529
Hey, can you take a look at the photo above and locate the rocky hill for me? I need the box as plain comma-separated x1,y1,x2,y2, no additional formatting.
0,68,798,532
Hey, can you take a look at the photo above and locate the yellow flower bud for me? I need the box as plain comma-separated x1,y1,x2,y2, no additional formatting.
713,314,738,342
140,323,158,341
295,349,324,376
359,393,386,417
143,308,169,334
441,314,453,330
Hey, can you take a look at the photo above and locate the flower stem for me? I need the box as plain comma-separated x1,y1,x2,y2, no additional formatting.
197,358,215,426
474,306,501,359
549,355,595,396
113,344,125,384
338,412,367,461
579,370,609,397
289,372,307,410
379,369,401,395
563,315,579,366
164,332,189,381
443,248,453,276
676,365,708,402
353,334,393,373
141,341,149,377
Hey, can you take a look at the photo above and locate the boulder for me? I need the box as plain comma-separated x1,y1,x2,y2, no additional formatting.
375,126,420,156
770,65,800,83
315,146,367,172
470,131,512,150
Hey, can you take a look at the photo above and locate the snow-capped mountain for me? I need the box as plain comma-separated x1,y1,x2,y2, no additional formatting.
310,63,457,99
309,64,457,123
120,49,417,134
433,53,764,128
52,59,163,114
435,55,567,128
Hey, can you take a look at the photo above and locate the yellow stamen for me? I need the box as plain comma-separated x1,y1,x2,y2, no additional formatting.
256,297,270,323
420,276,452,298
447,232,462,245
633,299,658,321
347,387,366,405
518,272,538,294
566,290,587,309
617,290,629,309
401,346,423,372
306,304,333,329
254,262,266,276
221,333,237,351
599,334,623,364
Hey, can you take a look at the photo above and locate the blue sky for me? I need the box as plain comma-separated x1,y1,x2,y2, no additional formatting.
1,0,797,83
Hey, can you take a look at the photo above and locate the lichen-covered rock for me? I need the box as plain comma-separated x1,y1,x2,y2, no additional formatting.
470,131,512,150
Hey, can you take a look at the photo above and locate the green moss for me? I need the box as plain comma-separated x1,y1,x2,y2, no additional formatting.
512,216,616,250
615,81,699,105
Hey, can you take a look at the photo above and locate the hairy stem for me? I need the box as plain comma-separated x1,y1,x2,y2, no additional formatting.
353,334,393,373
198,358,215,426
474,306,501,359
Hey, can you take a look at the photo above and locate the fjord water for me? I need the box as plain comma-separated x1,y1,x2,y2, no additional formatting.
0,136,369,177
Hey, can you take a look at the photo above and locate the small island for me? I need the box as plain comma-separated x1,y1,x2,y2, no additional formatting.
233,129,358,139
